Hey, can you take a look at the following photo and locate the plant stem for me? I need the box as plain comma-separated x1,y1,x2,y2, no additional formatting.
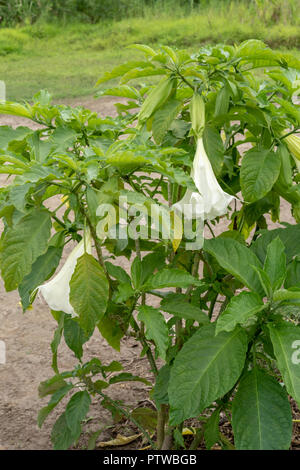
208,291,218,320
131,317,158,376
156,404,168,449
190,427,204,450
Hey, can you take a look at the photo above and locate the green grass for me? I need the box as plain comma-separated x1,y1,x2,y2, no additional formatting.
0,3,300,102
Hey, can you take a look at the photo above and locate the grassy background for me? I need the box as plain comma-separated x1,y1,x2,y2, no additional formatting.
0,0,299,102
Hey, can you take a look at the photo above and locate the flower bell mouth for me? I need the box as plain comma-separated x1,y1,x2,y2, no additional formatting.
172,137,234,223
37,231,92,317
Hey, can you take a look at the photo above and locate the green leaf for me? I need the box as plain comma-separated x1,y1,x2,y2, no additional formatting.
144,268,201,290
160,294,209,324
216,291,264,335
204,238,264,296
50,127,77,153
0,209,51,291
240,148,281,202
15,163,62,184
38,383,73,428
140,252,166,285
204,409,220,450
9,182,33,212
0,126,32,150
152,364,171,407
109,373,151,386
268,322,300,406
96,61,153,85
51,312,64,373
113,283,135,303
252,224,300,264
273,288,300,302
285,258,300,289
64,315,90,360
98,85,139,100
0,101,32,119
18,245,62,311
105,261,131,285
232,368,292,450
251,264,272,298
152,99,182,145
131,407,157,433
65,391,91,432
38,375,68,398
97,305,130,351
121,67,166,84
168,324,248,425
214,85,230,117
137,305,169,361
27,132,52,162
69,253,109,335
202,126,224,177
264,237,286,291
51,412,81,450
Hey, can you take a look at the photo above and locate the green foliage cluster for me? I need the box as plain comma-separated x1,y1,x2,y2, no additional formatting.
0,40,300,450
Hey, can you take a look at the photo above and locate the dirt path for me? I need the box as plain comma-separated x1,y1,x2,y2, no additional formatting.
0,96,298,450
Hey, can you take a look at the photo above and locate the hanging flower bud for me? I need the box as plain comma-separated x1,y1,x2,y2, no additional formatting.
282,133,300,172
37,230,92,317
189,93,206,139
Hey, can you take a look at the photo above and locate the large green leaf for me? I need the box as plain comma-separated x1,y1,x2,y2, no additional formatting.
105,261,131,285
240,148,281,203
264,237,286,291
0,126,32,150
168,324,248,424
70,253,109,335
285,258,300,288
143,268,201,290
137,305,169,361
96,61,154,85
38,383,73,428
64,315,90,360
51,412,81,450
204,238,264,295
50,127,77,153
18,245,63,311
268,322,300,406
0,209,51,291
204,409,220,450
152,99,182,145
216,291,264,335
252,224,300,264
160,294,209,324
232,368,292,450
65,391,91,432
153,364,171,407
202,126,224,177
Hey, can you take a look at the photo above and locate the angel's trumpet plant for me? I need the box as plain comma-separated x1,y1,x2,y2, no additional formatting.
37,230,92,317
283,133,300,172
172,94,234,244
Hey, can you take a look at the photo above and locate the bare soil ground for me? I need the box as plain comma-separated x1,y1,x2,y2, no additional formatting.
0,96,299,450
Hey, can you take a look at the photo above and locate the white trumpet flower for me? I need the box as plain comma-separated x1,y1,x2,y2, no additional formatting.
37,231,92,317
172,138,234,238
